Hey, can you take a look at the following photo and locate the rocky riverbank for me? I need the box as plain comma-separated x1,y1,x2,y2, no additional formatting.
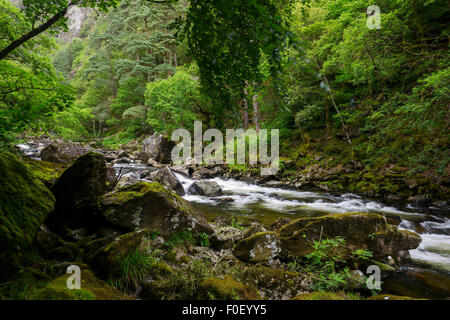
1,135,443,300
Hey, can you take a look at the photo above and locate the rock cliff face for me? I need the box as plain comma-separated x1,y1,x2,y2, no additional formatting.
59,6,93,42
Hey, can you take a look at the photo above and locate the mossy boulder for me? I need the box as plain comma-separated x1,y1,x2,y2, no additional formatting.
198,275,261,300
30,269,130,300
291,292,351,300
0,152,55,280
46,152,107,233
233,232,281,263
99,182,214,236
92,228,150,278
279,213,421,260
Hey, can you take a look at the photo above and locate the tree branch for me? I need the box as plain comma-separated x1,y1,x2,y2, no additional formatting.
0,4,74,61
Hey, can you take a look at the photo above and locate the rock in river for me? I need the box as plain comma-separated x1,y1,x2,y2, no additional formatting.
188,180,223,196
148,166,185,196
99,182,214,236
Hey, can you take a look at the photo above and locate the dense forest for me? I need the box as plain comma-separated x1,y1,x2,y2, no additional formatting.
0,0,449,302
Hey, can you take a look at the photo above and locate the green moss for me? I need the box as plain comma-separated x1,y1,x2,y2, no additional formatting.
198,275,261,300
0,152,55,278
30,269,130,300
22,157,66,186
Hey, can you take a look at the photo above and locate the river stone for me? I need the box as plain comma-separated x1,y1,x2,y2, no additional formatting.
192,167,216,179
188,180,223,196
279,212,422,260
149,166,185,196
40,142,91,164
99,182,214,236
0,152,55,280
210,226,244,250
114,175,140,190
46,152,107,233
233,232,281,263
142,133,175,164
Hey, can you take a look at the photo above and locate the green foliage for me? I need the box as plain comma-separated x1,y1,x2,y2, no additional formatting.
145,68,201,134
112,248,157,291
180,0,293,128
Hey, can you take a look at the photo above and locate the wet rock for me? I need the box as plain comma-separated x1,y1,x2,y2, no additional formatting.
40,143,91,164
192,167,216,180
148,166,185,196
111,157,132,165
0,152,55,280
233,232,281,264
140,170,150,179
46,152,107,233
214,197,234,204
99,182,214,236
142,133,175,164
188,180,223,196
114,175,140,190
106,166,116,185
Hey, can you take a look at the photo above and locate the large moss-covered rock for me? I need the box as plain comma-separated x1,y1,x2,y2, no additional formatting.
46,152,107,233
99,182,214,236
198,275,261,300
279,213,421,260
233,232,281,263
0,152,55,280
30,269,130,300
